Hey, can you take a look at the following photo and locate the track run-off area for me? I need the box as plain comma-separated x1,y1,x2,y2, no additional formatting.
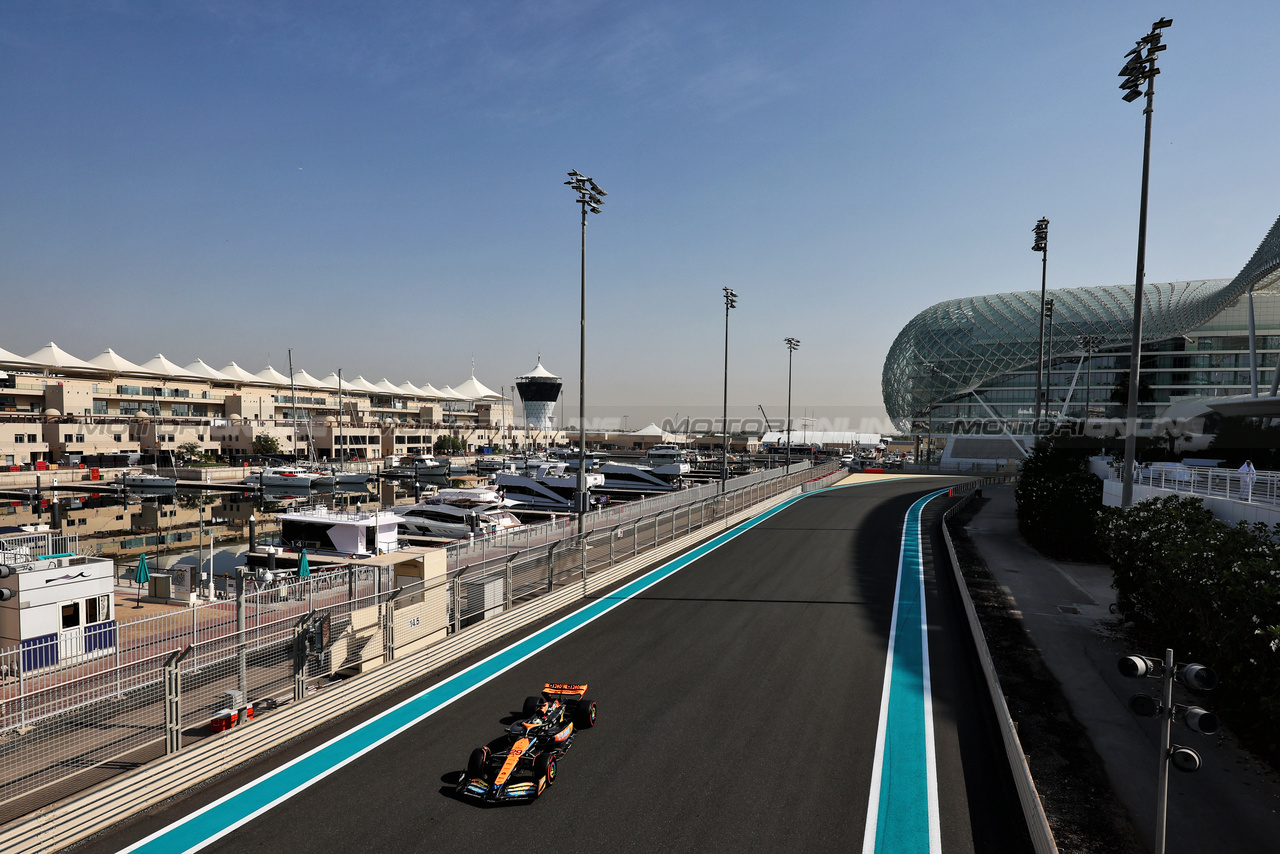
84,476,1031,854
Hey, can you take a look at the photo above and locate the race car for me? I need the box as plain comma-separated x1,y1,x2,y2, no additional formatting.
456,683,597,803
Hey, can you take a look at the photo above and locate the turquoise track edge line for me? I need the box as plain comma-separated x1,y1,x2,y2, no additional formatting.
872,486,953,854
119,489,810,854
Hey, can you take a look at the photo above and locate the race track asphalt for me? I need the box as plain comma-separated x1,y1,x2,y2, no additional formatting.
81,477,1031,854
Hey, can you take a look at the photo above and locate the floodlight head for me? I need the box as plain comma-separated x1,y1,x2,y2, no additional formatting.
589,205,602,214
1129,693,1160,717
567,169,583,178
1179,663,1218,691
1119,654,1159,678
590,185,607,196
1152,17,1172,29
1123,88,1144,102
1182,706,1219,735
1170,745,1201,773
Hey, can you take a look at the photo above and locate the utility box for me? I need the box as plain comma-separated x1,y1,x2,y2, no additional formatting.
149,574,172,599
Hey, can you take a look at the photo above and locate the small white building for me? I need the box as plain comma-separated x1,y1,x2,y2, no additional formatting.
0,529,116,668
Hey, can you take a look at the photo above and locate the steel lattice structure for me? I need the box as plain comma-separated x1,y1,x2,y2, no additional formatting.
882,214,1280,429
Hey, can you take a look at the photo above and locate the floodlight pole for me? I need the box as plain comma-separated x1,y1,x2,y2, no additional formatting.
1044,299,1056,424
1120,18,1171,508
1032,218,1049,437
721,288,737,491
785,337,799,469
565,170,606,535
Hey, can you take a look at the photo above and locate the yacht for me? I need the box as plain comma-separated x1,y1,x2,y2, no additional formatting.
394,487,523,539
493,462,604,511
641,445,692,479
271,504,402,561
382,455,451,479
245,466,327,489
113,470,177,490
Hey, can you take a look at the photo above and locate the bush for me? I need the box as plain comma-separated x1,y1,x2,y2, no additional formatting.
1098,495,1280,761
1014,440,1105,561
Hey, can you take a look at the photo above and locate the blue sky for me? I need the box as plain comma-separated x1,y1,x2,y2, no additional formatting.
2,2,1278,431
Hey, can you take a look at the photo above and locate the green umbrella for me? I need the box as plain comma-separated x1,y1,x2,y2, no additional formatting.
134,554,150,608
298,548,310,578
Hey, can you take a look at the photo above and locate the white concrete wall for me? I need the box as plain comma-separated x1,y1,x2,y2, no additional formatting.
1101,478,1280,526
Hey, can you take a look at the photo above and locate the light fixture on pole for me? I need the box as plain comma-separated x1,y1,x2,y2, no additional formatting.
1119,17,1172,508
1032,217,1049,436
1043,298,1056,423
784,337,800,469
564,169,606,534
1075,334,1106,422
721,287,738,491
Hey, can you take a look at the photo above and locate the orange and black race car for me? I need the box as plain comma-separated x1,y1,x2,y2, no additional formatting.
456,683,597,803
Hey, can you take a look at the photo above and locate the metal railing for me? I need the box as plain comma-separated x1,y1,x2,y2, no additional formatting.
1108,463,1280,505
0,460,834,825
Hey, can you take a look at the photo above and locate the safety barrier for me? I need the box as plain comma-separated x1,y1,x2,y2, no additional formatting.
939,482,1058,854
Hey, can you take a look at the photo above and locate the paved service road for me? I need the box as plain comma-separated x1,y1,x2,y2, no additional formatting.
86,477,1031,854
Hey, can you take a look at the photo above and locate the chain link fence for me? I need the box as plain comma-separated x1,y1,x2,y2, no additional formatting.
0,460,833,825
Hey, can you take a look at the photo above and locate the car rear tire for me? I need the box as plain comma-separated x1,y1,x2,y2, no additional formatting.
534,752,557,790
573,698,596,728
467,746,489,778
522,696,542,717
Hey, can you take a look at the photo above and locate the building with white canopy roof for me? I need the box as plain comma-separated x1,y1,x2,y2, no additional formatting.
347,376,383,394
254,365,291,385
183,359,233,382
25,343,104,373
290,369,329,390
137,354,199,379
0,346,35,368
453,376,503,401
218,362,263,384
88,349,145,374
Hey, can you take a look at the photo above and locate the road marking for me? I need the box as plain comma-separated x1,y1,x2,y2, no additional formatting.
862,487,950,854
116,494,807,854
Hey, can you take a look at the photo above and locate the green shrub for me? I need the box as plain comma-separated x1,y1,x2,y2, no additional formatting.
1098,495,1280,760
1014,440,1105,561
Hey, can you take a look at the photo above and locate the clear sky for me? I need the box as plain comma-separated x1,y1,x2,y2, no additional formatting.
3,2,1278,433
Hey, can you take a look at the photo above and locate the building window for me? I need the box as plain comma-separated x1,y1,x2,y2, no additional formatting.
27,434,36,443
113,434,121,442
120,401,140,415
62,602,81,629
171,404,191,417
14,434,23,444
93,401,108,415
75,434,85,443
64,434,73,443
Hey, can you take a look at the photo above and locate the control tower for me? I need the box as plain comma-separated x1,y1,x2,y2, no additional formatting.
515,359,561,430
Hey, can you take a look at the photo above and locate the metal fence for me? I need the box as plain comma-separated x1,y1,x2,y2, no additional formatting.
0,460,833,825
1109,463,1280,506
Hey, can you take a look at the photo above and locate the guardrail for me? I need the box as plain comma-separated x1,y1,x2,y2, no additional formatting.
939,482,1058,854
1109,463,1280,506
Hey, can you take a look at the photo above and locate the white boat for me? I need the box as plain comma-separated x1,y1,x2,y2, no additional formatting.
114,471,176,490
276,504,401,559
246,467,326,489
393,487,523,539
642,445,692,479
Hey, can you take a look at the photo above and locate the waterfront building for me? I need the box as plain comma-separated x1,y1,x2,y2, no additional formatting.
0,346,528,467
881,214,1280,461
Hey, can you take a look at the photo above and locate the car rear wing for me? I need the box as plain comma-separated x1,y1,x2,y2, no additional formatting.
542,683,588,700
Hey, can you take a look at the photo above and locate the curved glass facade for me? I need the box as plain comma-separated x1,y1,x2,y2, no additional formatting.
882,214,1280,433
